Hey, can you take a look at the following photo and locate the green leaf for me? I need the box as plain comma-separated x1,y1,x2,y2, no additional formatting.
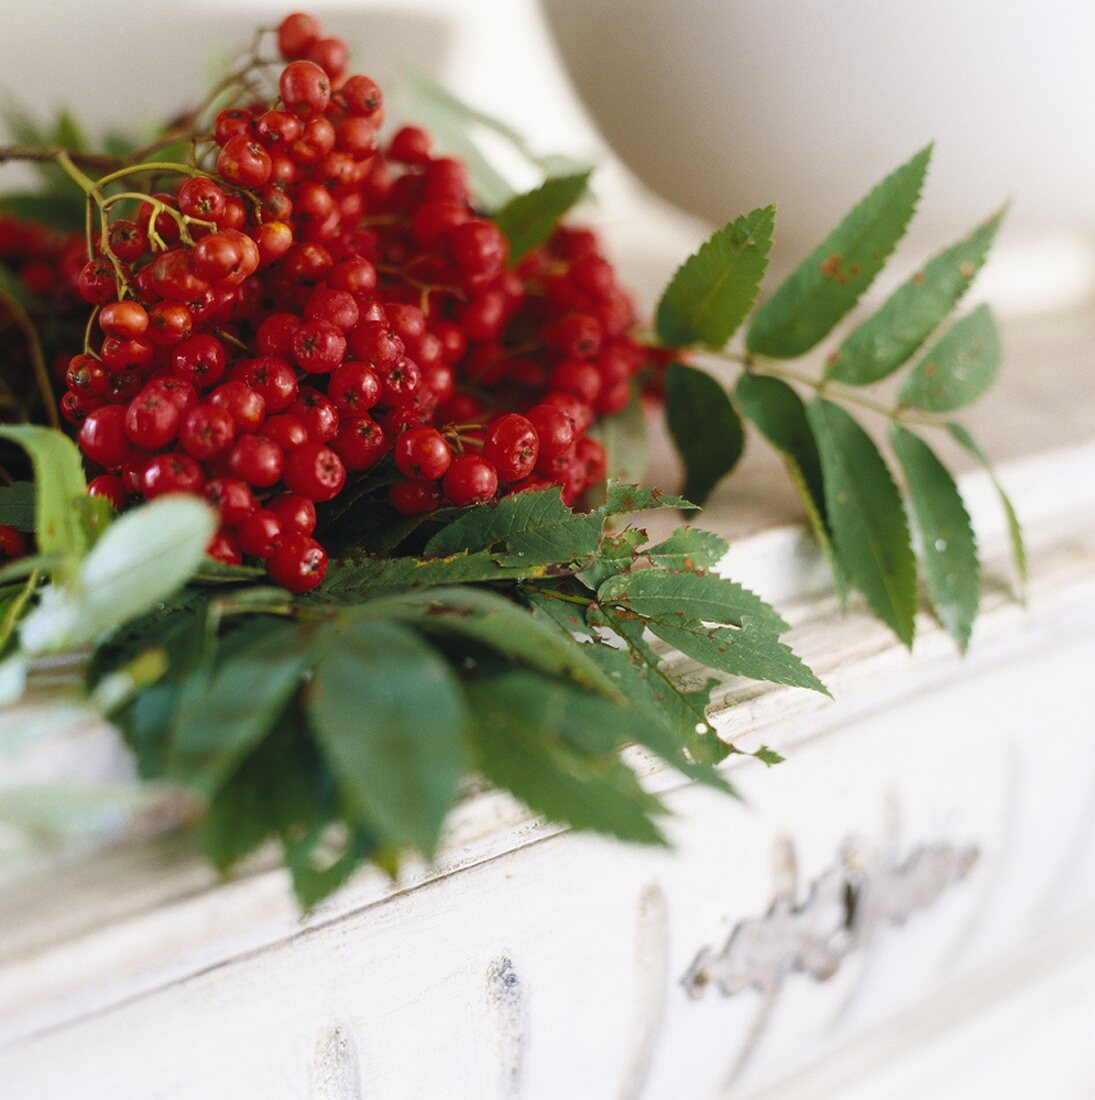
424,486,601,562
596,383,647,489
828,209,1004,385
597,568,789,633
890,426,980,651
578,635,731,781
355,586,622,699
466,670,667,845
0,425,87,561
171,619,312,794
307,619,468,855
807,398,918,645
577,527,650,590
493,171,591,261
319,548,575,601
656,206,776,349
734,373,847,599
598,481,696,516
49,109,87,152
644,527,729,572
946,422,1028,595
0,482,35,532
748,145,932,358
665,363,744,506
899,304,1001,412
645,615,828,694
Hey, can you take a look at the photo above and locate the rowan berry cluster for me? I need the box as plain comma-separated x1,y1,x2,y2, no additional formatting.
56,11,656,592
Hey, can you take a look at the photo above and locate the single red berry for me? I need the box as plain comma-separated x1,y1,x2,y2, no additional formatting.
171,334,227,389
0,525,28,562
484,413,540,482
541,391,594,435
574,436,607,488
77,259,117,304
277,12,321,59
550,359,601,405
142,453,205,498
394,426,452,480
146,249,209,302
545,312,603,359
228,434,284,487
449,219,507,281
147,302,193,346
460,290,507,342
306,36,349,79
210,380,265,433
180,402,236,461
237,508,283,558
213,108,252,145
217,134,272,188
253,221,294,266
263,413,311,452
66,354,109,396
335,115,378,159
106,218,148,262
443,453,498,505
254,108,304,148
389,125,431,164
527,403,576,460
60,391,101,426
341,74,383,118
279,59,331,118
100,335,154,372
291,319,346,374
143,376,198,414
207,529,243,566
348,319,403,367
290,388,339,441
177,177,228,222
266,533,327,593
231,355,298,413
79,405,131,468
328,256,378,297
267,492,317,536
331,416,386,471
205,477,256,527
125,389,181,450
389,478,441,516
283,443,346,501
376,356,421,407
87,474,126,511
305,288,359,332
328,360,381,414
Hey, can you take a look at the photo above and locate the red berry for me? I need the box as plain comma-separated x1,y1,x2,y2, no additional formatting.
545,312,603,359
172,334,227,388
394,426,452,480
484,413,540,482
87,475,126,511
341,74,383,118
66,354,109,396
291,319,346,374
180,403,235,461
290,388,340,441
331,416,386,471
217,134,273,188
205,477,256,526
231,356,298,413
177,177,228,222
268,492,316,536
79,405,131,468
389,478,441,516
527,403,576,460
107,219,147,262
99,300,148,339
228,434,284,487
257,312,302,357
283,443,346,500
254,109,303,148
443,453,498,505
328,360,381,414
237,508,283,558
348,319,403,366
77,259,116,304
0,525,28,561
213,108,252,145
279,60,331,118
263,413,311,452
210,381,265,433
307,36,349,79
125,389,181,450
266,534,327,593
389,125,431,164
142,453,205,498
143,376,198,414
207,529,243,566
550,359,601,405
277,12,321,59
328,256,378,296
305,288,359,331
449,219,507,280
376,356,421,407
147,302,193,346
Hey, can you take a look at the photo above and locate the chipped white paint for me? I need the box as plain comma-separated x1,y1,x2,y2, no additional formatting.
311,1023,363,1100
485,955,528,1097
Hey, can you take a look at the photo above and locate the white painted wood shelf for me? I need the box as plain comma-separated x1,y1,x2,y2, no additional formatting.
2,305,1094,1098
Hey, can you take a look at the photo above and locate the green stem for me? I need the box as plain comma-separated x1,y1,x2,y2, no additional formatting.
711,349,943,430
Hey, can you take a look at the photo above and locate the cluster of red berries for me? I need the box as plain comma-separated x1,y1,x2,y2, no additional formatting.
57,11,658,592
